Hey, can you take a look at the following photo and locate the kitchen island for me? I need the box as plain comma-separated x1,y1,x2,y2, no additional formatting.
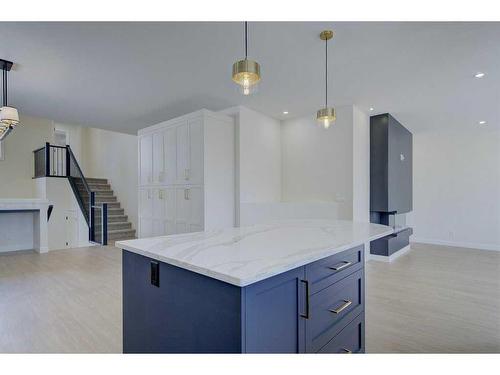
117,220,393,353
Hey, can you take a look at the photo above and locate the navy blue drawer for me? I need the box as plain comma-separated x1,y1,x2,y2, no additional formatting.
317,312,365,353
306,245,364,295
305,268,364,353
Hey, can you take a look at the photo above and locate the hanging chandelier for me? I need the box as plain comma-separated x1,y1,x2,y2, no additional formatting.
0,59,20,141
316,30,336,129
232,22,261,96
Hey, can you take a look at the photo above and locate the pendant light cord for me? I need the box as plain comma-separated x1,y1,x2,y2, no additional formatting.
325,38,328,108
244,21,248,60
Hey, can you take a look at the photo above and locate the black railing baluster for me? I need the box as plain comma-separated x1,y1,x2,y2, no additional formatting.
45,142,50,176
65,146,70,177
89,191,95,243
102,203,108,246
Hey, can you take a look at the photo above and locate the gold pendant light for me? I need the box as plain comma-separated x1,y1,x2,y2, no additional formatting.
316,30,335,129
232,22,261,96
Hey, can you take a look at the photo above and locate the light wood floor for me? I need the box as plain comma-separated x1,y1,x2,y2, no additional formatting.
0,246,123,353
366,243,500,353
0,243,499,353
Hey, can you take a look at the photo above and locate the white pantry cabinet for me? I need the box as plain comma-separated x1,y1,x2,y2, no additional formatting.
139,135,153,185
138,109,234,238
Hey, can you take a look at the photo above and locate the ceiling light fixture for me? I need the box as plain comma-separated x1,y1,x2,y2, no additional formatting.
369,107,374,111
283,111,289,115
316,30,336,129
479,121,487,125
0,59,20,141
474,72,485,78
232,22,261,96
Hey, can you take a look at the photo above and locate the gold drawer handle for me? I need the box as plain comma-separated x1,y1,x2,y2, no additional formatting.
329,299,352,314
341,348,352,354
329,261,352,271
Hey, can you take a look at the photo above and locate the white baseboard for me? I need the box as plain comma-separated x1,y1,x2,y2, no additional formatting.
0,243,35,253
368,245,411,262
411,237,500,252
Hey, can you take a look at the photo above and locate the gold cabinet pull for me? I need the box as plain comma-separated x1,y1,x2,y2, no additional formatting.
329,300,352,314
341,348,352,354
158,190,163,200
184,168,190,180
184,188,190,200
329,261,352,271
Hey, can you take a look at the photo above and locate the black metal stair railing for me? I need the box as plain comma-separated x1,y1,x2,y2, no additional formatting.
33,142,108,246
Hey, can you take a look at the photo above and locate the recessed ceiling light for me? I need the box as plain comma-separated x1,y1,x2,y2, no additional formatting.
474,72,485,78
283,111,289,115
479,120,487,125
369,107,374,111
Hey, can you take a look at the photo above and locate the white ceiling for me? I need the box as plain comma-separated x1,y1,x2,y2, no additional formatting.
0,22,498,134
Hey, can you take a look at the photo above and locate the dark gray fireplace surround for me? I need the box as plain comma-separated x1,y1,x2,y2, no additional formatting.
370,113,413,257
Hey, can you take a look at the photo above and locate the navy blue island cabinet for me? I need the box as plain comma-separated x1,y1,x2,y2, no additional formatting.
122,245,365,353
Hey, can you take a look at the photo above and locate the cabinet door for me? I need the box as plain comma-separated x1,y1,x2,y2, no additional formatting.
188,118,204,185
139,188,154,238
152,188,165,220
163,127,177,185
152,187,176,236
65,211,78,248
175,187,189,234
152,132,164,184
187,186,204,232
244,266,306,353
164,187,176,235
175,122,190,184
139,134,153,186
139,188,153,218
139,218,153,238
152,220,165,237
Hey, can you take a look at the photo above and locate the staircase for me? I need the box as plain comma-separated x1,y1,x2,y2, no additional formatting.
75,177,136,242
33,142,136,246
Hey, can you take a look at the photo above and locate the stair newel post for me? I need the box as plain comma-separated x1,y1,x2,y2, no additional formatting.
65,146,71,177
89,191,96,243
44,142,50,177
102,203,108,246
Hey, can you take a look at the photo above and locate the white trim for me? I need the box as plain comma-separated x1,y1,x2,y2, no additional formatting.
0,140,4,160
53,127,70,147
38,246,49,254
368,245,411,262
411,237,500,252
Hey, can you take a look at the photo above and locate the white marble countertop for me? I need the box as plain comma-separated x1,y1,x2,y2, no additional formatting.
116,220,393,287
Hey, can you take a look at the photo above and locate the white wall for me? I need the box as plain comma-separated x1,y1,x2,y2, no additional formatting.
82,127,138,231
219,106,282,226
407,127,500,251
281,105,355,219
239,201,339,226
54,122,86,161
0,115,53,198
237,106,282,203
352,106,370,223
